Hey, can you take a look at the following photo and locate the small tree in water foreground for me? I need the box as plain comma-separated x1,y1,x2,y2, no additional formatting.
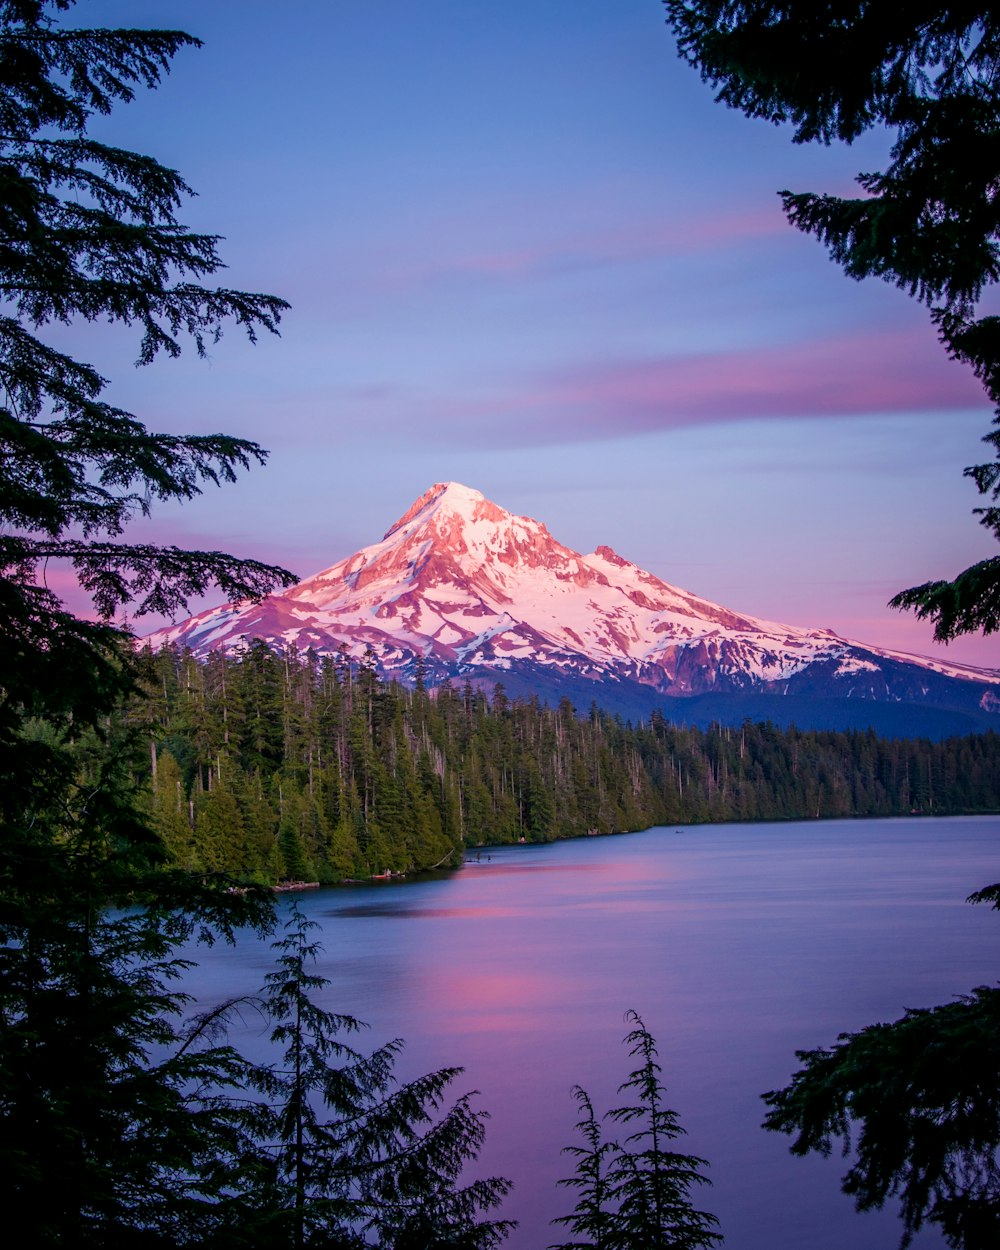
253,903,514,1250
551,1011,722,1250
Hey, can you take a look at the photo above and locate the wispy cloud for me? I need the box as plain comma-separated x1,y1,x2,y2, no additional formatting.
408,325,989,448
547,328,982,417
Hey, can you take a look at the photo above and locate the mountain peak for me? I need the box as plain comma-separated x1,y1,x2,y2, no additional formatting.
384,481,489,538
144,482,1000,734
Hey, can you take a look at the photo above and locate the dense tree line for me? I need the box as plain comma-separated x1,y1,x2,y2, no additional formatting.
4,7,997,1246
0,7,720,1244
133,642,1000,885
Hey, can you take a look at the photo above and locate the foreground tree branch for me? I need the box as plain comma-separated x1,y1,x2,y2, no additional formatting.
663,2,1000,638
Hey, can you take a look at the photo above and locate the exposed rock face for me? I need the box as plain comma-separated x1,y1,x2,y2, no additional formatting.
145,482,999,729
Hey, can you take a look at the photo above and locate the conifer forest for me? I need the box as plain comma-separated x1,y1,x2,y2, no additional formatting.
5,4,1000,1247
135,643,1000,886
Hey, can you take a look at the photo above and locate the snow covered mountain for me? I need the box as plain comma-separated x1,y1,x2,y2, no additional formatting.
145,482,1000,735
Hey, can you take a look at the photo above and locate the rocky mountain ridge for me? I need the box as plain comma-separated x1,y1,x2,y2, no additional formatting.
145,482,999,735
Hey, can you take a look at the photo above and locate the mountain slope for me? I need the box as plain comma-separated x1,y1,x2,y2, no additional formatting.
145,482,1000,735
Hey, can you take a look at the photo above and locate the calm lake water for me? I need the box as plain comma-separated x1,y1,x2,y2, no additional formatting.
190,815,1000,1250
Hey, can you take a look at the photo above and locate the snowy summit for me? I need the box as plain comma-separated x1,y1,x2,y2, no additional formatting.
145,482,1000,733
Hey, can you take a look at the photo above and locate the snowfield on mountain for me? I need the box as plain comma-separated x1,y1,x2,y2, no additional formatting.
145,483,1000,736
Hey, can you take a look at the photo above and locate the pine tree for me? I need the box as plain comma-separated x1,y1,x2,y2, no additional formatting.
551,1013,721,1250
549,1087,616,1250
0,2,292,1240
147,744,195,866
252,905,514,1250
0,2,294,653
0,0,295,853
604,1013,721,1250
763,886,1000,1250
0,711,274,1244
663,2,1000,638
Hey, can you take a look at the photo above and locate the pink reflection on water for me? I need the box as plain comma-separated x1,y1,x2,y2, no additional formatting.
418,967,570,1034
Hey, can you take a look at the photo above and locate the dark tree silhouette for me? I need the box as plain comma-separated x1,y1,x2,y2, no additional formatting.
0,2,293,1240
664,2,1000,638
251,904,514,1250
551,1012,721,1250
763,885,1000,1250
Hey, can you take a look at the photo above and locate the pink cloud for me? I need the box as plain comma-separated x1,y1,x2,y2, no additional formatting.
323,319,989,457
548,329,984,419
424,325,988,446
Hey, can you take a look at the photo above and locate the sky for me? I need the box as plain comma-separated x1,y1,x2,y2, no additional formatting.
57,0,998,667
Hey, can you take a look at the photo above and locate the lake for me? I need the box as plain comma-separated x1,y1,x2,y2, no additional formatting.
190,815,1000,1249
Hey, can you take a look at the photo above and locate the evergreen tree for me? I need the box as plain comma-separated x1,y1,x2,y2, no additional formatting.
762,885,1000,1250
193,777,247,874
0,0,294,645
148,745,195,867
253,904,514,1250
0,711,274,1245
551,1013,721,1250
663,2,1000,638
0,2,292,1240
277,808,312,883
135,642,1000,883
603,1013,721,1250
549,1087,616,1250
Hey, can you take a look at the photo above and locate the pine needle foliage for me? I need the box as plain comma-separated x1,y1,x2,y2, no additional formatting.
762,887,1000,1249
0,0,295,633
551,1012,721,1250
665,16,1000,1237
0,3,293,1242
251,903,515,1250
663,2,1000,639
0,708,276,1245
550,1086,617,1250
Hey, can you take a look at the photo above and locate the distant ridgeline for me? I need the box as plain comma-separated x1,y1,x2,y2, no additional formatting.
135,643,1000,885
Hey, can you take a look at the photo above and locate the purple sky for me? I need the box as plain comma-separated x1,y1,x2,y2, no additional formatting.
61,0,998,667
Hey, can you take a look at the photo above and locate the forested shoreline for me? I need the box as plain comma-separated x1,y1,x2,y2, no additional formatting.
6,6,999,1246
133,642,1000,886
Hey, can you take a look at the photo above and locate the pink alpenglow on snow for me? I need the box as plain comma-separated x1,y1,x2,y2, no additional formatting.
145,483,999,731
